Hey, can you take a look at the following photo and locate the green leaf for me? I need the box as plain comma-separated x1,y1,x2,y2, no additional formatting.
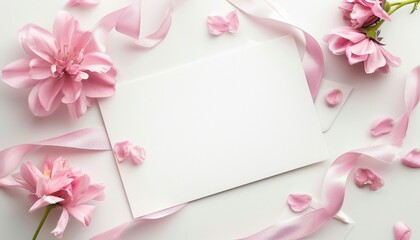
410,2,419,14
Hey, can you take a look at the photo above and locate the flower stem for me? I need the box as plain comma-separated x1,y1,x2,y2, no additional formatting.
32,205,54,240
387,0,420,15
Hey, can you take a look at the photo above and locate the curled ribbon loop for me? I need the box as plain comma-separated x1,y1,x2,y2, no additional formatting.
238,68,420,240
93,0,174,51
0,128,111,179
90,204,186,240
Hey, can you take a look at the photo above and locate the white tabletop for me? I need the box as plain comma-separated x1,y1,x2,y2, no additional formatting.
1,0,420,239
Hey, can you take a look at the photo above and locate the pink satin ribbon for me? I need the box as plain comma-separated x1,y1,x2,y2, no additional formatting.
237,69,420,240
93,0,174,51
0,128,111,178
90,204,186,240
227,0,324,100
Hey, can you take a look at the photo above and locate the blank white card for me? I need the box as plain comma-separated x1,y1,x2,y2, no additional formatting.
99,36,329,218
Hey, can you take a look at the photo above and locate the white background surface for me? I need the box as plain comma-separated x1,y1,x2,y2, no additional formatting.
0,0,420,239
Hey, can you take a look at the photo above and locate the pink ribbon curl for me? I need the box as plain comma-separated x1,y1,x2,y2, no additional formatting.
238,68,420,240
93,0,174,51
227,0,324,101
0,128,111,179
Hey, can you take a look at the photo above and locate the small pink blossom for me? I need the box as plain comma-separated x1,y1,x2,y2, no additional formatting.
324,26,400,74
66,0,99,8
113,141,146,165
207,11,239,36
339,0,391,28
354,168,384,191
6,156,104,238
401,148,420,168
325,88,343,107
2,11,116,119
371,117,394,137
287,193,312,212
394,222,411,240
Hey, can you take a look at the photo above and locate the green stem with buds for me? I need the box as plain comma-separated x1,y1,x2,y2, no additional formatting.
32,205,55,240
362,0,420,39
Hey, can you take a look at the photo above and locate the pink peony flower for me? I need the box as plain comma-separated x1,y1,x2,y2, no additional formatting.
339,0,391,28
1,11,116,119
8,156,105,238
324,26,400,73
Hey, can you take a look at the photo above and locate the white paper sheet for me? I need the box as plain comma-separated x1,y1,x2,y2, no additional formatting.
99,36,329,218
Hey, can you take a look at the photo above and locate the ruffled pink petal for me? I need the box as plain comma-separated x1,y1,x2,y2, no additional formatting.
354,168,384,191
28,83,62,117
29,195,64,212
80,52,113,73
379,46,401,67
207,11,239,36
17,161,44,192
371,117,394,137
51,208,70,238
2,59,37,88
364,43,387,74
323,36,349,55
38,77,65,111
325,89,343,107
329,26,367,43
113,141,133,162
82,70,116,98
66,0,99,7
53,11,78,49
287,193,312,212
77,183,105,204
29,58,52,80
401,149,420,168
66,94,88,119
226,11,239,33
394,222,411,240
372,0,391,21
67,204,96,227
61,76,83,104
131,146,146,165
19,24,58,63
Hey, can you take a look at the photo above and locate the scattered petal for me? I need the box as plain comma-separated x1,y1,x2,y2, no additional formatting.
131,146,146,165
401,148,420,168
325,88,343,107
371,118,394,137
113,141,146,165
287,193,312,212
354,168,384,191
394,222,411,240
207,10,239,36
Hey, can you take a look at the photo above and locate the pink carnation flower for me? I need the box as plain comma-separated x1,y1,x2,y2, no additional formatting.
9,156,105,238
2,11,116,119
339,0,391,28
324,26,400,73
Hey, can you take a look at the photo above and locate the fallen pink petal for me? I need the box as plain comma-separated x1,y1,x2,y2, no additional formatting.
113,141,146,165
287,193,312,212
371,118,394,137
207,10,239,36
354,168,384,191
325,88,343,107
394,222,411,240
401,148,420,168
66,0,99,7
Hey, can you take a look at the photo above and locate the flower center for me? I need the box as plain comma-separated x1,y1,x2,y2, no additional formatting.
52,45,84,78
